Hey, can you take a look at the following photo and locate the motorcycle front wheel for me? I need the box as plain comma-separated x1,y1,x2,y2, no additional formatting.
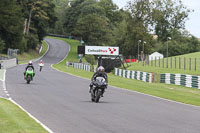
91,93,95,102
95,89,102,103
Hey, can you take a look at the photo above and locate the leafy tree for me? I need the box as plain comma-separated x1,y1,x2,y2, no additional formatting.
113,0,154,57
0,0,24,51
97,0,120,24
112,11,129,54
49,0,69,34
187,36,200,53
0,38,5,52
64,0,85,34
14,0,57,52
85,55,96,65
24,33,39,50
151,0,192,42
75,14,112,45
156,28,200,57
30,0,57,42
80,1,105,17
64,0,114,45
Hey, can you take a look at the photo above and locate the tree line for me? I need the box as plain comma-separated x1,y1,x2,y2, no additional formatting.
50,0,200,58
0,0,57,53
0,0,200,58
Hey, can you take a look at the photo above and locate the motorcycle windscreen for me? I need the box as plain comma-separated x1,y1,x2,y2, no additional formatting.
96,77,105,82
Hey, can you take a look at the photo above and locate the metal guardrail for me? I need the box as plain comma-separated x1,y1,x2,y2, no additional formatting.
47,34,80,40
0,56,9,60
0,58,17,69
66,61,91,72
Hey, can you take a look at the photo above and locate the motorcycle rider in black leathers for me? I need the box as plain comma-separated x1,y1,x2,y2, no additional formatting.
24,61,35,77
89,66,108,97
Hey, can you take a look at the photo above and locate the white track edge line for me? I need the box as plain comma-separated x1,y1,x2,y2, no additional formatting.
48,38,200,109
0,69,5,82
18,40,49,65
52,57,200,109
55,40,71,65
2,44,54,133
110,85,200,108
0,97,53,133
34,40,50,62
52,66,200,109
9,98,54,133
44,38,71,67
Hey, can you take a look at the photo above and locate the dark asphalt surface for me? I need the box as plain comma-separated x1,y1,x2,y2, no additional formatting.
6,38,200,133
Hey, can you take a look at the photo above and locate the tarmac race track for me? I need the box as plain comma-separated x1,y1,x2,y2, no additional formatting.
5,38,200,133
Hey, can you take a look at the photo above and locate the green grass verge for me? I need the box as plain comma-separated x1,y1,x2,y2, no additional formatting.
51,36,200,106
0,41,49,132
127,62,200,75
0,98,47,133
17,41,48,64
127,51,200,76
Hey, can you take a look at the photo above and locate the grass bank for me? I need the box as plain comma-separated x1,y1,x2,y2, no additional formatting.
0,98,47,133
17,41,48,64
127,51,200,76
0,41,49,132
51,36,200,106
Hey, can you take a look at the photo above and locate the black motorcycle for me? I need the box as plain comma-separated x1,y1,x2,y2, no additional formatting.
90,77,107,103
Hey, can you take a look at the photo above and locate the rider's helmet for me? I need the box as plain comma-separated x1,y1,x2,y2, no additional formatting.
98,66,105,72
28,61,33,65
40,60,43,63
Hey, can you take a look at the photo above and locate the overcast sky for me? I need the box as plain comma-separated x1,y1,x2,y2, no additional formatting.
112,0,200,38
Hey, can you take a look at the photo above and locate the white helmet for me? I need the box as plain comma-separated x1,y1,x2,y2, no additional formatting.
98,66,105,72
28,61,33,65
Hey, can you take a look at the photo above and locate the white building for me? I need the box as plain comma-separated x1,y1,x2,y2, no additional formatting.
149,52,163,61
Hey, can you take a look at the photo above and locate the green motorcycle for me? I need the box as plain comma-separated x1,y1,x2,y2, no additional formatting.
24,67,34,84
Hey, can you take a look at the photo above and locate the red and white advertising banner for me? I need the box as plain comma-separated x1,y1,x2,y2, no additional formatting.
85,46,119,55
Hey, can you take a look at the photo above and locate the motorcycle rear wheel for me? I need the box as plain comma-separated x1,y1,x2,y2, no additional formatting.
27,80,30,84
26,76,31,84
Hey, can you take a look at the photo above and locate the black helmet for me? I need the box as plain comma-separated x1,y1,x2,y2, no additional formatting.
98,66,104,72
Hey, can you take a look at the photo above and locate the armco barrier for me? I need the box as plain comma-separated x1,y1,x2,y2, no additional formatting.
114,68,154,83
160,73,200,89
0,58,17,69
66,61,91,72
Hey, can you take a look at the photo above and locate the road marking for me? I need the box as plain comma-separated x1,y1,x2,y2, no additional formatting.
35,40,50,62
54,39,71,65
2,70,8,98
9,98,54,133
2,45,54,133
18,40,49,65
52,61,200,109
110,85,200,108
48,40,200,108
0,69,5,82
